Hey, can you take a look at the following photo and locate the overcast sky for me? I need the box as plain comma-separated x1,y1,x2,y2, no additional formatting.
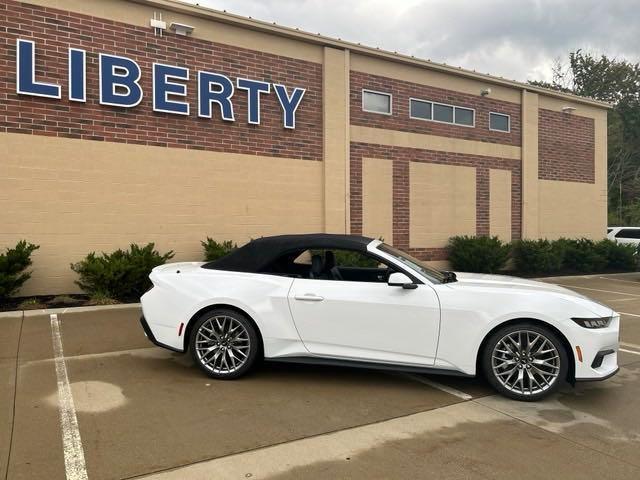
180,0,639,83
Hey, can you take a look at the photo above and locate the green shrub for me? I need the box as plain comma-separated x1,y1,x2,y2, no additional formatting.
202,238,237,261
447,236,510,273
0,240,40,302
512,239,565,274
71,243,174,302
557,238,607,273
595,239,637,271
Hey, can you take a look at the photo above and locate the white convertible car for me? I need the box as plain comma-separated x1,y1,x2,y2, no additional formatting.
140,234,619,401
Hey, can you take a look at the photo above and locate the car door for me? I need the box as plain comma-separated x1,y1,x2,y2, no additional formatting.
287,277,441,365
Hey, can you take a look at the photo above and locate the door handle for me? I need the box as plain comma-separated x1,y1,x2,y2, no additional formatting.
294,294,324,302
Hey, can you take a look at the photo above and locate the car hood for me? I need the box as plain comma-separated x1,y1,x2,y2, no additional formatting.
450,272,614,317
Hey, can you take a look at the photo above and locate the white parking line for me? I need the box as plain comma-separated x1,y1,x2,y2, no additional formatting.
400,373,473,401
620,348,640,356
619,312,640,318
621,341,640,350
50,314,88,480
554,284,640,297
598,276,640,284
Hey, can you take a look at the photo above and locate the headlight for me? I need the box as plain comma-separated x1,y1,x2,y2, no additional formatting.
571,316,612,329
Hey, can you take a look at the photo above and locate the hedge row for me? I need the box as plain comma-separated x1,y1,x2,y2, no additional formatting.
3,235,638,304
448,236,638,274
1,238,232,303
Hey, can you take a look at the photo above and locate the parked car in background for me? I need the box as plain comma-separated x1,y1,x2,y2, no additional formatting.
607,227,640,247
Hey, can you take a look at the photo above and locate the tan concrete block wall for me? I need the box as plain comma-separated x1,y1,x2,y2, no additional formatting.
0,134,323,295
351,126,521,160
538,181,604,240
409,162,476,248
489,169,512,242
521,90,540,239
362,158,393,243
323,47,350,233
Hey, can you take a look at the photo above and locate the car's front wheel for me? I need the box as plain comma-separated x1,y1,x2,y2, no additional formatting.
482,323,568,401
189,309,259,379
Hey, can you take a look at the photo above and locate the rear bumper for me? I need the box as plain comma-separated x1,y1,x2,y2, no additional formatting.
139,315,184,353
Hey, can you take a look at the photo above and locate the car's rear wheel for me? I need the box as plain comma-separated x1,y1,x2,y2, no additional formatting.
482,323,568,401
190,309,259,379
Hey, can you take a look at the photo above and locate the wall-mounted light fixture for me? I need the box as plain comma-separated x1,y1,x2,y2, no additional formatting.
480,88,491,96
562,106,576,114
170,22,195,36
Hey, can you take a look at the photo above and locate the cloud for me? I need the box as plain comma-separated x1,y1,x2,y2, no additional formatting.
180,0,640,82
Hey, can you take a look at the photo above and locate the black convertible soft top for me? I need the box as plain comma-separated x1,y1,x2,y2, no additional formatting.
203,233,374,273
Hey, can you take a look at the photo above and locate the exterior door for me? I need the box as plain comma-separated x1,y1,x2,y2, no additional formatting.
287,278,441,365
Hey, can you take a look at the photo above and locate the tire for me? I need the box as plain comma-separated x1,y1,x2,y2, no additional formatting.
482,322,568,401
189,308,259,380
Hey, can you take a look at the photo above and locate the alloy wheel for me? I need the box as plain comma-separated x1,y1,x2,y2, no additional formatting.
491,329,561,396
194,315,251,374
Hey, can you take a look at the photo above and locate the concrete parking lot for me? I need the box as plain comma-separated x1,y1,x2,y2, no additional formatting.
2,273,640,480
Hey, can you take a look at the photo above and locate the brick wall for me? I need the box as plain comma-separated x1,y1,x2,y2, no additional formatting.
0,0,323,160
350,71,521,146
538,108,595,183
350,142,521,260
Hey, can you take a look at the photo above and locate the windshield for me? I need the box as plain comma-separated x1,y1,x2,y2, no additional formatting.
376,243,447,283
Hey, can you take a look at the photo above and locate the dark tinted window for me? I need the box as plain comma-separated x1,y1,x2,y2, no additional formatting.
615,229,640,239
291,249,392,282
433,103,454,123
455,107,474,126
410,99,432,120
490,112,510,132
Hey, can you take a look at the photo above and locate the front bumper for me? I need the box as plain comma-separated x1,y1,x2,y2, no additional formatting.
576,365,619,382
571,315,620,381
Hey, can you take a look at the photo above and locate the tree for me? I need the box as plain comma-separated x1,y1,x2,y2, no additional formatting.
529,51,640,225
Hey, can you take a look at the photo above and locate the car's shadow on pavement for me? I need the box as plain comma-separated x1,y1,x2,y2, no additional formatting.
152,347,490,396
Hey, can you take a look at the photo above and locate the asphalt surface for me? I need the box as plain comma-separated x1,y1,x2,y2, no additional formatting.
2,273,640,480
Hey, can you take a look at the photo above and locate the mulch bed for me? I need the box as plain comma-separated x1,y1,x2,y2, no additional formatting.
0,294,122,312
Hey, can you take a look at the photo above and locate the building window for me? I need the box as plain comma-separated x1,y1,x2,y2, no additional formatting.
410,98,432,120
410,98,475,127
489,112,510,132
454,107,474,126
433,103,454,123
362,90,392,115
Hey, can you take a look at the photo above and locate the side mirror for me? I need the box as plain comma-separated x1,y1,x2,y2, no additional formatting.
387,272,417,290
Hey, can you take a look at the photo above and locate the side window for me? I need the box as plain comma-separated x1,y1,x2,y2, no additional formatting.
331,250,381,269
616,229,640,239
297,249,392,282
